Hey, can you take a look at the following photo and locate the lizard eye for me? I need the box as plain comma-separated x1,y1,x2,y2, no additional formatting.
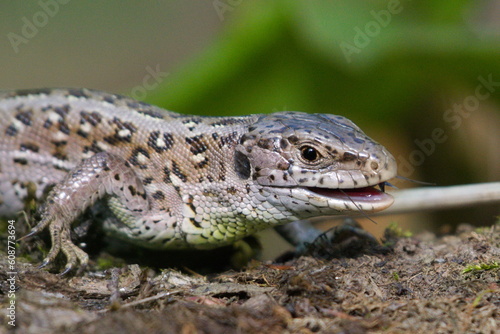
300,146,321,163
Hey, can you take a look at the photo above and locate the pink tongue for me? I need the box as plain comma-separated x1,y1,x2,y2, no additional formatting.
307,186,390,203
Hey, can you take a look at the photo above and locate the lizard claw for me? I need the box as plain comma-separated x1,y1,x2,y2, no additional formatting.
59,236,89,275
37,259,50,269
59,266,73,276
17,228,40,242
19,210,55,242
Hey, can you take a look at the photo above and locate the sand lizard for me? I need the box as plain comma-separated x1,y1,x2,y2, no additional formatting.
0,88,398,273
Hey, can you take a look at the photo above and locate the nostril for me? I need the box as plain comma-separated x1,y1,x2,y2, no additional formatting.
370,161,379,170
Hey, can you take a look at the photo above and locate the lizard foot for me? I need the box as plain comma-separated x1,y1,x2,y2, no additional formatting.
29,215,89,275
305,218,390,259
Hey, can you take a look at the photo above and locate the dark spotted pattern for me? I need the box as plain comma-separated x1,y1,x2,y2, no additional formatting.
20,143,40,153
11,88,52,97
58,121,71,135
195,157,209,169
148,131,174,153
43,119,53,129
128,185,137,196
51,105,70,118
103,117,137,144
76,129,89,139
185,135,207,155
13,158,28,165
209,118,247,127
182,117,203,131
51,140,67,148
129,147,151,169
163,166,172,183
5,125,18,136
82,140,103,155
67,89,92,99
15,110,33,126
53,152,68,161
137,109,165,119
80,111,102,126
172,161,187,182
218,131,239,148
152,190,165,200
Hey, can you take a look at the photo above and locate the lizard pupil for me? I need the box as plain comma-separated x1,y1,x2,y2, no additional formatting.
301,146,318,162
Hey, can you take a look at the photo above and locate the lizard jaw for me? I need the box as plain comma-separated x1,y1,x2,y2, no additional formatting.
264,182,394,215
303,183,394,213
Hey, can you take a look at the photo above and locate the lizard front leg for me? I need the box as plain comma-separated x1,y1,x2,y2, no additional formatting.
275,219,379,259
26,152,149,274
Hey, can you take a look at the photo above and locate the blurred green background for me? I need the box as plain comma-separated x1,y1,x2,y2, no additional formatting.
1,0,498,255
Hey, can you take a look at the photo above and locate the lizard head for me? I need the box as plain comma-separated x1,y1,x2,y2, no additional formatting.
235,112,397,218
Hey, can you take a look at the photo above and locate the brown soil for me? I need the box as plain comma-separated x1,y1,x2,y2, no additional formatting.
0,223,498,333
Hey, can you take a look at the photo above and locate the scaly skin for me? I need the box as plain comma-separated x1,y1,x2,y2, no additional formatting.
0,88,397,272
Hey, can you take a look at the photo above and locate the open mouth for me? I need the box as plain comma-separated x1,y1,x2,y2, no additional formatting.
306,183,392,204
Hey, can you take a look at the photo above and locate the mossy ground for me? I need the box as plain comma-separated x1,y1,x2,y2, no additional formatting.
0,222,498,333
